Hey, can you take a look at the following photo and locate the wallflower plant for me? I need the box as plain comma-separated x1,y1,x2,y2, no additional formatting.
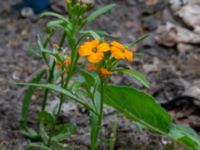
18,1,200,150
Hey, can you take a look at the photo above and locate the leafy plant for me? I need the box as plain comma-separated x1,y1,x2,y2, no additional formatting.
18,1,200,150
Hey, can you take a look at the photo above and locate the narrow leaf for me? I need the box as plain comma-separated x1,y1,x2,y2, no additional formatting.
40,12,68,22
20,70,45,128
168,124,200,150
90,111,100,150
28,142,51,150
71,82,82,94
80,70,95,86
81,30,101,39
117,69,150,88
20,127,38,139
131,34,149,46
47,20,65,29
52,124,76,142
87,4,116,23
17,83,96,114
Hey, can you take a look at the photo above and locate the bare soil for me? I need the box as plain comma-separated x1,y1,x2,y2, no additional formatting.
0,0,199,150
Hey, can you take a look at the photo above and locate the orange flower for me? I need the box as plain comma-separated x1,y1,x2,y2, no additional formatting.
124,50,133,62
100,68,112,76
78,39,110,64
56,61,62,68
65,58,71,65
86,64,96,71
110,41,133,62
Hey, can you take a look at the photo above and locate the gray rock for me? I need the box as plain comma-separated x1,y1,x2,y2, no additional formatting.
155,22,200,46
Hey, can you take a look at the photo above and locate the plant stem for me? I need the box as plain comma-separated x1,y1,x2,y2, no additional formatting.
99,78,104,124
47,72,66,146
91,77,104,150
41,31,54,68
41,32,66,111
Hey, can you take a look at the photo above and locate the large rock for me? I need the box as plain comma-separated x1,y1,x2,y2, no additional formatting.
170,0,200,32
155,22,200,46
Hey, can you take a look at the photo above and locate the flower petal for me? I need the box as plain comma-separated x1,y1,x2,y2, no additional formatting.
90,39,99,48
110,41,126,50
86,64,97,71
111,46,125,59
65,58,71,65
100,68,112,76
124,50,133,62
88,52,104,63
97,42,110,52
78,45,93,56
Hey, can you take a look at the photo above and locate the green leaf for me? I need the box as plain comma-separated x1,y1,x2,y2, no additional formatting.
47,20,65,29
109,122,118,150
17,83,96,114
126,34,149,47
39,123,49,145
40,49,62,62
104,85,172,134
80,70,95,86
28,142,51,150
80,30,101,39
168,124,200,150
71,81,82,94
86,4,116,23
52,124,76,142
27,45,42,57
20,70,45,128
117,69,150,88
52,143,71,150
95,30,112,37
40,12,68,22
38,111,55,126
20,127,39,140
89,111,100,150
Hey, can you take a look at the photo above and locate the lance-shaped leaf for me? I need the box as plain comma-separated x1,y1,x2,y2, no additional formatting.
52,123,76,142
81,30,101,40
28,142,51,150
86,4,116,23
17,83,96,114
20,70,46,128
104,85,172,133
40,12,68,22
116,69,150,88
168,124,200,150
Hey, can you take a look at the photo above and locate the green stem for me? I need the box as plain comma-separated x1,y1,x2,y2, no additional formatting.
41,32,66,111
41,31,54,68
91,77,104,150
47,72,65,146
99,78,104,124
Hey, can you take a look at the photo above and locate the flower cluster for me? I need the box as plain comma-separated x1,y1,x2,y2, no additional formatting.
78,39,134,76
56,58,71,69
